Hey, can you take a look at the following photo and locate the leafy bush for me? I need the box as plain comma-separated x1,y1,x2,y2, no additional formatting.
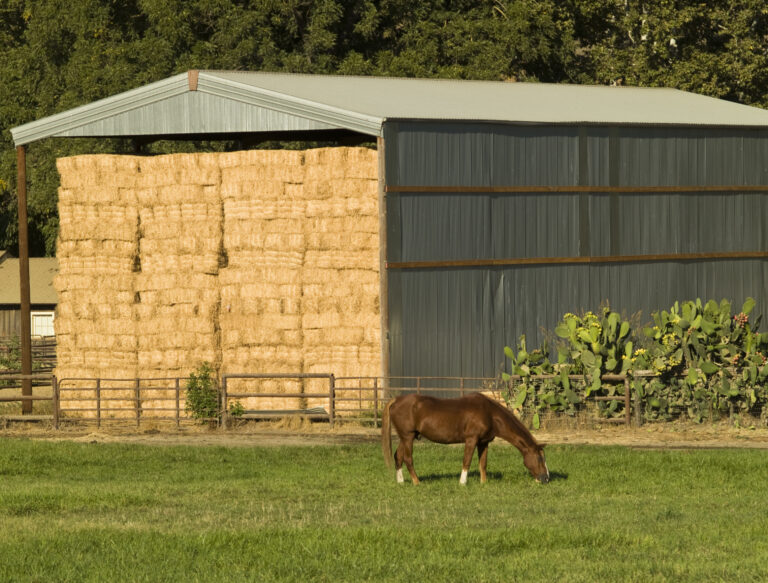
502,298,768,425
185,362,220,421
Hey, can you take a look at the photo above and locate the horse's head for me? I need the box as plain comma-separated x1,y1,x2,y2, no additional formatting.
522,445,550,484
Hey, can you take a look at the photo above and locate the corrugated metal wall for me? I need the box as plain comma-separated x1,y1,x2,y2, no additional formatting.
384,122,768,378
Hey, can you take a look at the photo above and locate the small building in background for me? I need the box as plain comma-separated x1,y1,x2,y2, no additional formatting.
0,253,58,338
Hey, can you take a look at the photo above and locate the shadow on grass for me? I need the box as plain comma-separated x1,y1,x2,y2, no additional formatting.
415,470,569,483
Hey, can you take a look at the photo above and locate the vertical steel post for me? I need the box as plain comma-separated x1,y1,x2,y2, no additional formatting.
52,375,59,429
220,375,227,430
373,377,379,428
624,377,631,427
96,378,102,428
377,137,390,389
175,377,180,428
329,374,336,428
16,146,32,414
135,378,141,428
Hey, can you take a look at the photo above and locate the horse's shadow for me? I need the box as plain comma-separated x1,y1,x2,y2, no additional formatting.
417,470,568,483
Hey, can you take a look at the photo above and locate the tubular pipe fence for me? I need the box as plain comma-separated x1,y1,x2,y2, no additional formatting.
0,372,644,429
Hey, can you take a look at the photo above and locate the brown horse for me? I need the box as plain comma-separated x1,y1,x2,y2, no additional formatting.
382,393,549,485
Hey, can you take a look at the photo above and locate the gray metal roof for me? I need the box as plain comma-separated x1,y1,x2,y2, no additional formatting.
12,70,768,145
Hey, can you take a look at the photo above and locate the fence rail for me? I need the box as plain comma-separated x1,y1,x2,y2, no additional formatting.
1,372,640,428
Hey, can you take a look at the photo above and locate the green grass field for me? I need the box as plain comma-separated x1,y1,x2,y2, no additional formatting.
1,438,767,582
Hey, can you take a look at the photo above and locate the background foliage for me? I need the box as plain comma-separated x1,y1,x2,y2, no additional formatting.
2,0,768,255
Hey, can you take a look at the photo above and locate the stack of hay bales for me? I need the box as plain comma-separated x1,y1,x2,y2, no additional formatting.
55,147,381,418
54,155,140,416
300,148,380,409
219,150,306,411
134,154,223,416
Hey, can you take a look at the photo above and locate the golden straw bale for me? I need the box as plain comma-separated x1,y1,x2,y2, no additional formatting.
218,149,304,169
304,327,365,346
57,155,141,189
54,273,134,293
58,186,136,206
138,288,219,305
258,218,303,234
56,256,135,276
221,165,303,185
303,251,378,271
306,216,378,235
300,181,334,200
137,155,220,187
302,312,342,329
58,205,138,242
221,327,288,348
302,232,378,251
305,195,378,218
303,147,346,167
135,315,215,335
338,312,380,329
135,272,217,292
136,184,215,206
224,199,306,220
139,253,221,276
343,148,378,179
57,239,136,259
220,181,285,201
74,334,137,352
302,282,354,298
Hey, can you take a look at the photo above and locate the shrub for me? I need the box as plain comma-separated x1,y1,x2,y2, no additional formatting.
501,298,768,424
185,362,220,421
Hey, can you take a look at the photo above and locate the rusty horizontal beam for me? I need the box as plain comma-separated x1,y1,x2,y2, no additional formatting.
387,251,768,269
386,184,768,194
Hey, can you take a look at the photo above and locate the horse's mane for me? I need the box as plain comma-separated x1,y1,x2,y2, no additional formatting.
481,393,541,449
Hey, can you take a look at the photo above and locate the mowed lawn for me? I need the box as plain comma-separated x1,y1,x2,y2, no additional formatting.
1,438,767,582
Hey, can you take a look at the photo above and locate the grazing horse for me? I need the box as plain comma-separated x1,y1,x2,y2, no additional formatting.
382,393,549,485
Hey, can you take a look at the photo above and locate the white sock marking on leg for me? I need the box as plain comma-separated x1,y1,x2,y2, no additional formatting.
459,469,468,485
396,468,404,483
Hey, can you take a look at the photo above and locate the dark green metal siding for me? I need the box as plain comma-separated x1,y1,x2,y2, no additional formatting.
384,122,768,378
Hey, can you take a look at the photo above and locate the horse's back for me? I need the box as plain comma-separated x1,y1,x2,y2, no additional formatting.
390,393,496,443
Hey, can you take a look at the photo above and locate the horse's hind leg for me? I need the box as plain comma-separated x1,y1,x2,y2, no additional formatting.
477,442,489,484
460,438,478,485
400,434,419,485
394,442,406,483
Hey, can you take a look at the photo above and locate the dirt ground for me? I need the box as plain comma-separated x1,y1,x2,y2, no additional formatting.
3,418,768,449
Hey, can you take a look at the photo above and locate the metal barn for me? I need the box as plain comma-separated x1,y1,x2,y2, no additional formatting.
11,71,768,384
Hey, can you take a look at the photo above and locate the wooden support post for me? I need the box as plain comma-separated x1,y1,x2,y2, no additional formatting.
17,145,32,414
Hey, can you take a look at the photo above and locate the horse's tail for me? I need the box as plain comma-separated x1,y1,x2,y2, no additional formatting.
381,398,396,468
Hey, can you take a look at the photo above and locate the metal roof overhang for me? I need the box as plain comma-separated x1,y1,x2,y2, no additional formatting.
10,71,384,146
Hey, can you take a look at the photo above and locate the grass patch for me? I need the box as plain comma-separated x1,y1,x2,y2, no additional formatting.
0,439,767,581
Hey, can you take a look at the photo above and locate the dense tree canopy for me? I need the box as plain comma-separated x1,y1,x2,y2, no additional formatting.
1,0,768,255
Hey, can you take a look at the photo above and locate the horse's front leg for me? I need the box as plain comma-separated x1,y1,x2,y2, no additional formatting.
460,438,478,485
